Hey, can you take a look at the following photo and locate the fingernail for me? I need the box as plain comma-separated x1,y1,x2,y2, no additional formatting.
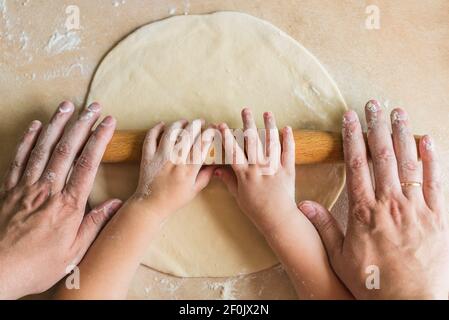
87,102,101,112
80,103,101,121
59,101,74,113
391,108,407,125
29,120,41,131
264,112,272,118
299,202,317,219
106,199,122,215
101,116,115,126
366,100,380,113
423,135,434,151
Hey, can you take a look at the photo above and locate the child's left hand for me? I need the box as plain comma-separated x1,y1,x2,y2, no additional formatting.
131,119,216,217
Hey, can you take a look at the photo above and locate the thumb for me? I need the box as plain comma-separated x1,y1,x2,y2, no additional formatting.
298,201,343,259
195,166,216,192
73,199,123,264
214,167,237,197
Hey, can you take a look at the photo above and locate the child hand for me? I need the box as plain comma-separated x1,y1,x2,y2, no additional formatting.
131,119,216,217
215,108,297,233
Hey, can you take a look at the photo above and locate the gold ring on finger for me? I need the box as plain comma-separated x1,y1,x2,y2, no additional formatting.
400,181,422,188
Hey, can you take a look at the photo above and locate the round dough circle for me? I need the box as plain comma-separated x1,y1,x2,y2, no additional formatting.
88,11,347,277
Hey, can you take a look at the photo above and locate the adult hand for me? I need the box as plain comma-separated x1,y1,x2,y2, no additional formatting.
299,100,449,299
0,101,122,299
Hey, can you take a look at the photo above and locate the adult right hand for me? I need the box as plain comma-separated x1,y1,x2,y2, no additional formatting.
299,100,449,299
0,101,122,299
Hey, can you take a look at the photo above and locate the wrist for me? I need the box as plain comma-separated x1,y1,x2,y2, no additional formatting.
126,194,173,221
248,201,299,236
0,253,23,300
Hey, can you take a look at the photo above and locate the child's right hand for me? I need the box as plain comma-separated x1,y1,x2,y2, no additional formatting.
215,108,298,233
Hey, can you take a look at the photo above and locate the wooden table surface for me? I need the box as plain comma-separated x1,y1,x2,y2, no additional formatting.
1,0,448,299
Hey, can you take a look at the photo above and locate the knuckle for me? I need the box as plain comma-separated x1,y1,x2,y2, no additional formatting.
88,212,104,227
54,141,72,158
351,204,372,224
241,170,253,180
30,146,46,162
317,215,334,233
76,155,95,171
373,147,394,165
399,160,418,172
10,159,23,170
348,155,367,170
62,189,81,210
21,195,36,212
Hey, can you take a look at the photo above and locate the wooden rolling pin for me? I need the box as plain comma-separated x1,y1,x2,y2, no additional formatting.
101,130,421,165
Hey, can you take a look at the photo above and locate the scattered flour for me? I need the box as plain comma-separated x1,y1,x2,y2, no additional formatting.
0,0,6,15
293,86,327,122
168,6,176,15
0,0,11,29
112,0,126,7
207,278,238,300
19,31,28,50
45,30,81,55
152,276,182,294
42,62,86,80
44,171,56,182
309,84,321,97
183,0,190,15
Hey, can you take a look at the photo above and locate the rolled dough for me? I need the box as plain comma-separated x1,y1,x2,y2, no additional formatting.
87,11,347,277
